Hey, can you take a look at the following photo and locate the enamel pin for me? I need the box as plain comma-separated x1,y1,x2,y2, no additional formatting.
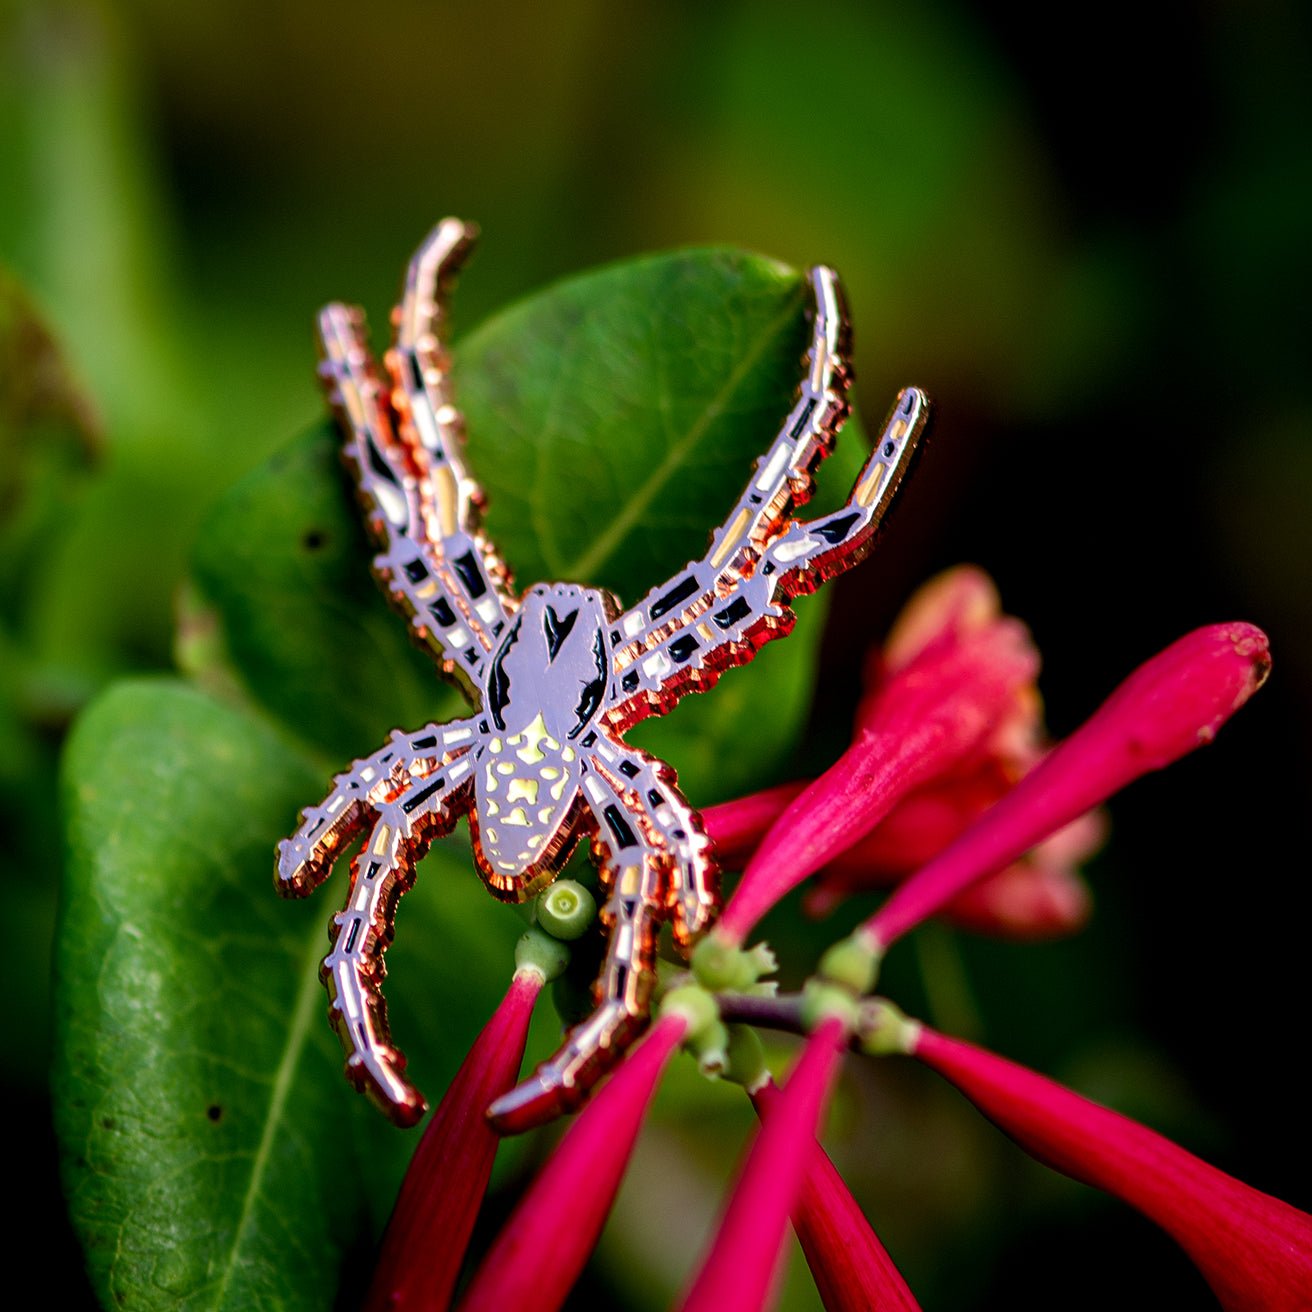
276,219,928,1132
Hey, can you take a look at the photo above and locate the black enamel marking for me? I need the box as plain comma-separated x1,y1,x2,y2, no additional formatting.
463,647,477,664
673,828,687,840
453,550,487,598
582,731,597,747
900,390,916,416
307,817,325,837
789,396,818,438
488,615,521,729
430,597,457,628
714,596,752,630
402,777,446,814
669,634,699,663
815,512,860,545
403,557,428,583
569,628,608,738
367,439,399,485
412,734,437,749
650,575,700,620
492,621,504,638
883,441,896,458
621,670,639,693
647,789,663,807
603,804,637,850
763,562,775,575
366,860,382,880
610,629,621,645
345,920,361,953
619,760,639,779
544,605,580,660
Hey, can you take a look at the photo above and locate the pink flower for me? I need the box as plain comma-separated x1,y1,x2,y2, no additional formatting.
364,970,542,1312
714,568,1042,945
749,1078,920,1312
910,1025,1312,1310
678,1018,849,1312
861,621,1271,950
456,1014,687,1312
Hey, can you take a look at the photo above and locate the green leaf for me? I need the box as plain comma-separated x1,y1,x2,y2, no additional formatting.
55,680,527,1310
191,247,866,795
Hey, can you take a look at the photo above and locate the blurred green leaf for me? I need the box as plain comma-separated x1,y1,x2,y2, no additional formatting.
0,262,100,628
191,247,865,793
0,263,101,1086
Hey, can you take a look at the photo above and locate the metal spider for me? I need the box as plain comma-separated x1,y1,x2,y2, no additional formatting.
275,219,929,1134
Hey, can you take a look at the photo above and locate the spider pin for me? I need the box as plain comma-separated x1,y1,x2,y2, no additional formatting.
276,220,929,1133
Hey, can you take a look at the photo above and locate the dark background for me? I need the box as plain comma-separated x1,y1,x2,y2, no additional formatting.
2,1,1309,1306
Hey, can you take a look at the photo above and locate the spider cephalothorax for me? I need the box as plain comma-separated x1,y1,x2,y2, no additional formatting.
276,219,929,1133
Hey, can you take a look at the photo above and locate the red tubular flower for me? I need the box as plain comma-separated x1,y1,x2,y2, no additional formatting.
715,568,1041,945
862,622,1271,951
749,1079,921,1312
911,1026,1312,1310
679,1018,849,1312
456,1013,687,1312
364,969,542,1312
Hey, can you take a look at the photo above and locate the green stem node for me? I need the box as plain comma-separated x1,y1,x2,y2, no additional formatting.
799,980,861,1032
856,998,920,1055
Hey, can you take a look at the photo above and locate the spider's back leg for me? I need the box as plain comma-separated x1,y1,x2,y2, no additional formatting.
485,742,714,1133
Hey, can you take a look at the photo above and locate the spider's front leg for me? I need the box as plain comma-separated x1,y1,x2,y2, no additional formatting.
609,385,930,718
486,742,715,1133
276,720,478,1124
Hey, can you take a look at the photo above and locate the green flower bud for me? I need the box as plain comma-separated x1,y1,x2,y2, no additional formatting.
690,1019,731,1077
514,926,571,983
691,934,776,991
536,879,597,941
659,983,719,1040
723,1024,769,1092
818,934,882,994
799,979,860,1033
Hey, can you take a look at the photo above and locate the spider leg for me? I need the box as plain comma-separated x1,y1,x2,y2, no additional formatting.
386,220,516,619
275,719,478,897
320,761,475,1126
607,265,849,680
318,284,510,701
606,386,929,725
589,734,719,946
485,761,678,1134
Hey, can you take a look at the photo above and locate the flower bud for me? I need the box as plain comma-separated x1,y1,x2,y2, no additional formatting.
536,879,597,941
514,926,570,982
